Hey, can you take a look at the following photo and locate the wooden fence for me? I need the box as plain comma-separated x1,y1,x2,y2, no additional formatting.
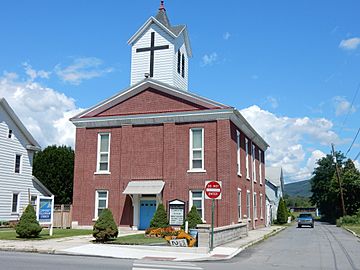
53,204,72,228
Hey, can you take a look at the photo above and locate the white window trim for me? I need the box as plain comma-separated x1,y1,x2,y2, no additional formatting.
260,193,264,219
246,190,251,220
11,193,20,214
259,149,263,185
94,190,109,220
237,130,241,176
96,133,111,174
252,143,257,182
188,128,206,172
245,138,250,180
189,190,205,222
14,154,22,174
237,188,242,222
253,192,257,220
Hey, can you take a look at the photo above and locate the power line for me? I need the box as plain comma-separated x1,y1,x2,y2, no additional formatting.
345,127,360,157
338,82,360,136
354,151,360,161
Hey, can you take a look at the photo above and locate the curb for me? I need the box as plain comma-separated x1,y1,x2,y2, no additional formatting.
343,227,360,239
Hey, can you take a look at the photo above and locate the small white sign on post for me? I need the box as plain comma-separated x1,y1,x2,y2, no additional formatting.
36,195,55,236
169,239,188,247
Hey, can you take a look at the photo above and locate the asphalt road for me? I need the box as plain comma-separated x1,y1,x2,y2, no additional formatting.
0,222,359,270
200,222,360,270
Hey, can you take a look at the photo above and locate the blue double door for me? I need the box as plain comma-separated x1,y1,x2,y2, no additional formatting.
139,200,156,230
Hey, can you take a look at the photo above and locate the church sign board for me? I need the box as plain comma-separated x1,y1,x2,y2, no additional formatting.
169,199,185,226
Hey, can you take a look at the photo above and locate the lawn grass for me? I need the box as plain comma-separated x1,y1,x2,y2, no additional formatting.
0,228,92,240
344,225,360,236
110,233,167,245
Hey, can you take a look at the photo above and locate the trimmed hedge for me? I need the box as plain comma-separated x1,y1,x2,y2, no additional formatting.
15,204,42,238
93,208,118,242
150,203,169,228
185,205,203,229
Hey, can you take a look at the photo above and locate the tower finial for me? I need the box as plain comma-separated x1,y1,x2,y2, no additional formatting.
159,0,165,11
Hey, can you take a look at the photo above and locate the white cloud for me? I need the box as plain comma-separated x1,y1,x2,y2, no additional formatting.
55,57,113,85
266,96,278,109
354,160,360,171
339,37,360,50
223,32,231,40
23,62,51,81
240,105,338,182
333,96,356,116
201,53,218,67
0,71,83,147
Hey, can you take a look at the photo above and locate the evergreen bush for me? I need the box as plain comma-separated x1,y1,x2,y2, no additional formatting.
185,205,203,229
276,198,288,224
15,204,42,238
93,208,118,242
150,203,169,228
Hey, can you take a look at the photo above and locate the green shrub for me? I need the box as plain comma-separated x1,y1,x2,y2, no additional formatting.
337,213,360,226
150,203,169,228
15,204,42,238
185,205,203,229
276,198,288,224
93,208,118,242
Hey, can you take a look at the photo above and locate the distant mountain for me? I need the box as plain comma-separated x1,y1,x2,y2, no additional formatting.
284,179,312,197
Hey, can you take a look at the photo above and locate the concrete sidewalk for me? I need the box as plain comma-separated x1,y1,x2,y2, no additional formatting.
0,225,285,261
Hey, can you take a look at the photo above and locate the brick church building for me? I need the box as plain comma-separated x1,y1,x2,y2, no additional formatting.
71,1,269,230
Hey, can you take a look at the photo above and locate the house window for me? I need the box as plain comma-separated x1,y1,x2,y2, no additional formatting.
259,149,263,185
190,190,204,221
8,129,13,139
31,195,37,209
182,54,185,78
253,192,257,219
189,128,204,171
177,50,181,74
260,193,264,219
15,154,21,173
12,193,19,213
245,138,249,179
237,130,241,175
97,133,110,173
237,188,242,221
95,190,108,219
252,143,256,182
246,190,251,220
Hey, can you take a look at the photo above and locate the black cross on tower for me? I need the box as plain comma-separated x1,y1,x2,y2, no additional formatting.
136,32,169,77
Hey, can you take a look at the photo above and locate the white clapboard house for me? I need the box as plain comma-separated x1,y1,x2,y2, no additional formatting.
0,98,52,221
265,167,284,226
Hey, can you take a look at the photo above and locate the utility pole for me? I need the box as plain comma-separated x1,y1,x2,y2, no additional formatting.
331,144,346,216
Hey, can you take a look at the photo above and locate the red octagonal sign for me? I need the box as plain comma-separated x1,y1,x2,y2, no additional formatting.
205,181,222,200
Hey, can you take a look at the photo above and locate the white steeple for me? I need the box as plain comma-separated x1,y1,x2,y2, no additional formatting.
128,1,192,91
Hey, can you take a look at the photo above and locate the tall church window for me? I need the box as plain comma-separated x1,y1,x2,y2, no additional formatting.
177,50,181,74
245,138,249,179
238,188,242,221
189,128,204,171
15,154,21,173
252,143,256,182
96,133,111,173
237,130,241,175
189,190,204,221
246,190,251,219
182,54,185,78
95,190,108,219
12,193,19,213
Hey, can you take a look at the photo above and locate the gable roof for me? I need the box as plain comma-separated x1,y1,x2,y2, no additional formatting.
70,78,269,151
128,8,192,57
72,78,230,119
0,98,41,151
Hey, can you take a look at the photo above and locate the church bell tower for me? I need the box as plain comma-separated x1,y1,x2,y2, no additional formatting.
128,1,192,91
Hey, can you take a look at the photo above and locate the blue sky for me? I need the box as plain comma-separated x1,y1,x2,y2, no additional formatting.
0,0,359,183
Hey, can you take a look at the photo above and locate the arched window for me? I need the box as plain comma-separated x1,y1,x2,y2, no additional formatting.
182,54,185,78
177,50,181,74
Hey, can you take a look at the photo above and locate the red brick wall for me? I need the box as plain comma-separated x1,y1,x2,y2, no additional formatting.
73,119,266,229
94,88,208,117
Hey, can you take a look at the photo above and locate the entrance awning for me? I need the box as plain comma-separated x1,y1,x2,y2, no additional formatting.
123,180,165,195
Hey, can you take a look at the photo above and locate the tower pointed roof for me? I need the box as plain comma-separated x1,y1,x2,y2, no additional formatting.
154,1,186,36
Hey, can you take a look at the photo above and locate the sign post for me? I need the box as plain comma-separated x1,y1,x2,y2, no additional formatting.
205,181,222,251
36,195,55,236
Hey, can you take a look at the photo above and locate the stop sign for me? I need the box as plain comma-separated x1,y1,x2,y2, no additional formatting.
205,181,222,200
